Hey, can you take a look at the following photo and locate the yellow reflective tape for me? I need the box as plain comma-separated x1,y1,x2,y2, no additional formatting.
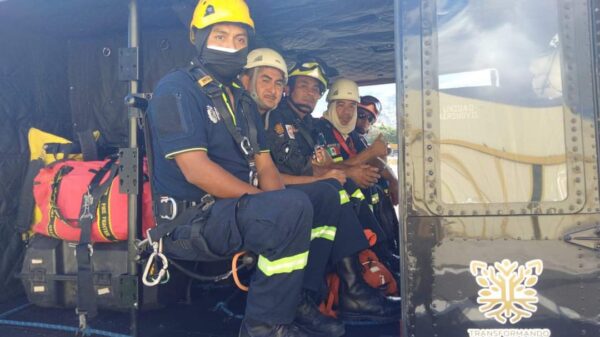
333,156,344,163
371,192,380,204
220,92,237,126
351,189,365,200
311,226,337,241
257,251,309,277
339,190,350,205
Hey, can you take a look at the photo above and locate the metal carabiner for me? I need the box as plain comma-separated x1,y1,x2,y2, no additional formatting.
142,239,169,287
159,196,177,220
249,170,258,187
240,137,252,156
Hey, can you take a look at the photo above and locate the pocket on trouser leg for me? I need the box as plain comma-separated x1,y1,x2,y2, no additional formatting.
162,216,228,261
162,226,205,261
200,198,243,257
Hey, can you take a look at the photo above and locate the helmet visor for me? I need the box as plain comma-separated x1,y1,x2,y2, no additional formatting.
360,95,382,114
289,58,329,89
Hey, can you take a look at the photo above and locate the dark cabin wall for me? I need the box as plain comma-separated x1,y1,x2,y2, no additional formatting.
0,30,71,301
67,35,129,147
66,27,194,148
140,28,195,94
0,23,194,301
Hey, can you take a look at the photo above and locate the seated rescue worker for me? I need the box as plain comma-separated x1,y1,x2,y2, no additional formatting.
355,95,399,205
240,48,400,324
263,57,387,187
355,95,401,255
147,2,321,336
260,57,392,255
313,78,399,270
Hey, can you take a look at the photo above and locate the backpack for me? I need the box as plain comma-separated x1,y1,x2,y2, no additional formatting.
31,158,155,242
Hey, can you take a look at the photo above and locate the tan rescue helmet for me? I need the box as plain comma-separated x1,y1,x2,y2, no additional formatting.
189,0,255,43
326,78,359,103
245,48,288,83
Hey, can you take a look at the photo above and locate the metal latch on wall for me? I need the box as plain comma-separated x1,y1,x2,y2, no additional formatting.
563,224,600,251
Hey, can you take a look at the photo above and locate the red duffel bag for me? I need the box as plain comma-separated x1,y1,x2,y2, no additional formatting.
32,157,155,242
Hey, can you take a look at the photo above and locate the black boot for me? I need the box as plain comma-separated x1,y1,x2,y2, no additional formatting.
336,254,401,323
295,290,345,337
239,317,310,337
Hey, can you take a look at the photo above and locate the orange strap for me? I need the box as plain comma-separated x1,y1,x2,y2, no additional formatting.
332,128,357,157
232,251,249,292
363,229,378,247
319,274,340,318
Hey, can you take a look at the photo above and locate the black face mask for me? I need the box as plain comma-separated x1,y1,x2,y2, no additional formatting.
201,46,248,84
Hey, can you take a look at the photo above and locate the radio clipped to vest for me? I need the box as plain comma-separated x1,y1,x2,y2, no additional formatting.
186,63,260,187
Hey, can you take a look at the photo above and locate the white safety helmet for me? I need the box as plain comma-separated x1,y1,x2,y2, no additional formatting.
326,78,359,103
244,48,288,83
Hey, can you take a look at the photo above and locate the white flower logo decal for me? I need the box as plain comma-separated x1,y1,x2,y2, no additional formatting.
470,259,543,324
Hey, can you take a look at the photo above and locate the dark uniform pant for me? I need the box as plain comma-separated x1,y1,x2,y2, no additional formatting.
342,179,388,243
289,179,369,295
162,189,313,325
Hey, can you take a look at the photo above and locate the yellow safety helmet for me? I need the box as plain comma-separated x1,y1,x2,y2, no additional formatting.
326,78,359,103
189,0,255,43
244,48,288,83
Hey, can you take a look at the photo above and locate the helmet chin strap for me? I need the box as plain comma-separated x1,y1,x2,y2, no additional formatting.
248,68,279,116
192,28,210,57
248,68,259,100
287,97,313,115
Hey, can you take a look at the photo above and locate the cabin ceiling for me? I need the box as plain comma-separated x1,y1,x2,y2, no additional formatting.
0,0,396,85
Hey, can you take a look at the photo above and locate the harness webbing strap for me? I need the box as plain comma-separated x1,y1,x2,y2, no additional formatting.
280,106,316,150
332,127,357,157
48,165,76,236
186,66,260,187
75,158,119,319
76,130,99,161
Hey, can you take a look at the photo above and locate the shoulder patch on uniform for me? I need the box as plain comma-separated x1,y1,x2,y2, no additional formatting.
285,124,296,139
198,75,213,87
274,123,285,136
207,105,220,124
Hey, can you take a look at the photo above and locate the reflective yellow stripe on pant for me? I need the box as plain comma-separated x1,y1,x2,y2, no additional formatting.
257,251,309,277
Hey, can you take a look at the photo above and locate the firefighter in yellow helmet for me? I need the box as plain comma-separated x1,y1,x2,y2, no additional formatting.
147,1,320,336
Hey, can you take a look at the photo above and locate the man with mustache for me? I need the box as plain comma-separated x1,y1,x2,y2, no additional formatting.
147,2,317,336
241,51,400,325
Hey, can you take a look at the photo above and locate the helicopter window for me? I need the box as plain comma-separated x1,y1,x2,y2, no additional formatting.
420,0,593,215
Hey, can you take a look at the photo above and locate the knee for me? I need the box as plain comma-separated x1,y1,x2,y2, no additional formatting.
306,181,341,206
320,182,343,205
276,189,313,220
267,190,313,246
